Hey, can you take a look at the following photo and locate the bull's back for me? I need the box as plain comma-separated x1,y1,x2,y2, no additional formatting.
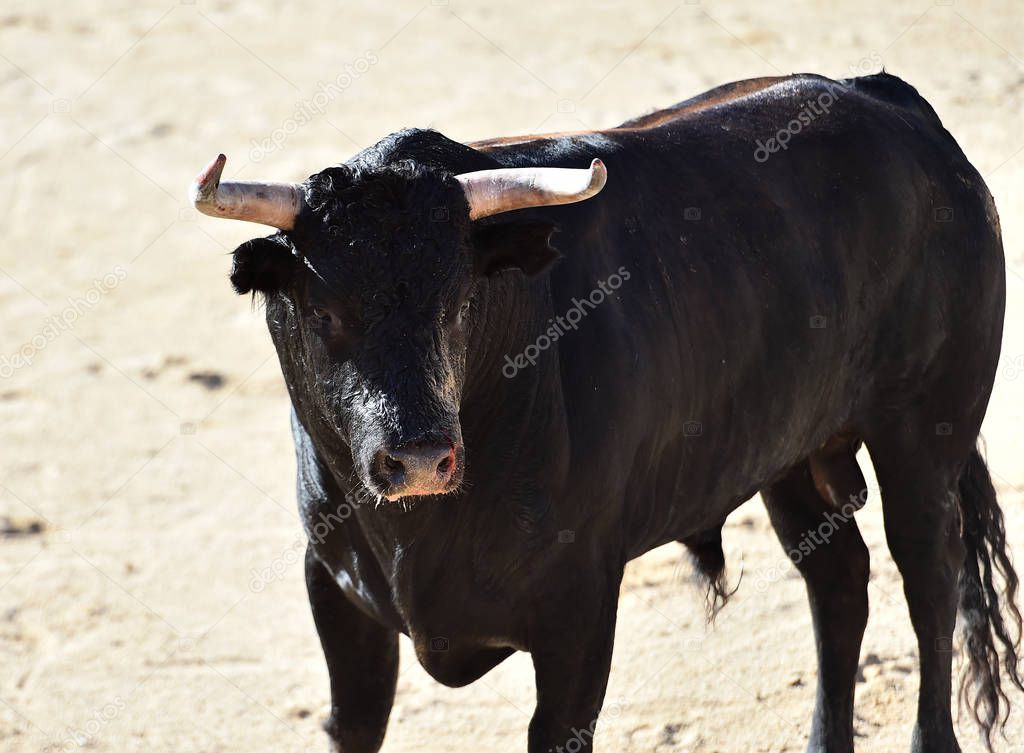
480,73,1004,544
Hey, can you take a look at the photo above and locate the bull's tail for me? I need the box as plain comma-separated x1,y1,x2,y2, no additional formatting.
681,526,740,621
957,446,1024,749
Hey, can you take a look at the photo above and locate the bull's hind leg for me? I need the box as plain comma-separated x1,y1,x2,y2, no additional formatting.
306,547,398,753
864,424,967,753
762,461,870,753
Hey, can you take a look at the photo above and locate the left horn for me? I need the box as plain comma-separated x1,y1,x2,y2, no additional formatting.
455,158,607,220
189,154,305,230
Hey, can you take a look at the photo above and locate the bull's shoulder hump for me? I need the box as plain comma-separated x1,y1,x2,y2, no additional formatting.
467,74,849,153
615,75,794,128
466,73,946,160
466,77,796,151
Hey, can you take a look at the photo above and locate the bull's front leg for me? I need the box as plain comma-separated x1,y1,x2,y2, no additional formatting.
527,570,622,753
305,546,398,753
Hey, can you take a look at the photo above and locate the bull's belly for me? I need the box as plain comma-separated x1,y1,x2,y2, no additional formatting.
618,417,863,558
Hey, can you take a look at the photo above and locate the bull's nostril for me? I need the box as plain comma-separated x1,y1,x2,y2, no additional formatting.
374,451,406,492
436,454,452,476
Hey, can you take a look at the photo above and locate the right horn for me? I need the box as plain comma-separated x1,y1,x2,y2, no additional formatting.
455,158,607,220
189,154,305,230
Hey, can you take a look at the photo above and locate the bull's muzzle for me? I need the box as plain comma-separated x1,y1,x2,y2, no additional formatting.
373,439,461,500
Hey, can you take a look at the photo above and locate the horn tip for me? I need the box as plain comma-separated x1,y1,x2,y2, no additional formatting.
191,153,228,205
588,158,607,192
198,153,227,185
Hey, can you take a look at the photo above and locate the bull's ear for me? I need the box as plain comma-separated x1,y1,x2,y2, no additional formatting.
470,220,561,277
230,236,297,295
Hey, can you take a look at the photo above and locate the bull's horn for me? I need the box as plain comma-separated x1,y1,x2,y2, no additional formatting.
189,154,305,230
455,158,607,220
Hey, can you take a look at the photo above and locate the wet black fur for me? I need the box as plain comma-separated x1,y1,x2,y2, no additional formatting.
222,73,1018,752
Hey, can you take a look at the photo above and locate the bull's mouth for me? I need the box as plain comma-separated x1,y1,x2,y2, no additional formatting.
381,482,462,503
375,472,465,502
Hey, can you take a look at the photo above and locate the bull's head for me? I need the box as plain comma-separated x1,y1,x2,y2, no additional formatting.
190,144,605,502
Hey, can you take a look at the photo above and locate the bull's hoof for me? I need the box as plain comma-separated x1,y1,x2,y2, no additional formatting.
322,718,385,753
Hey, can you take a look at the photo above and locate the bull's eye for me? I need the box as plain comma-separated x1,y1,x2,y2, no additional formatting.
307,305,338,331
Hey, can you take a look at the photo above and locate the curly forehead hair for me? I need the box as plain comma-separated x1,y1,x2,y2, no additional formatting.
302,159,472,239
289,159,474,330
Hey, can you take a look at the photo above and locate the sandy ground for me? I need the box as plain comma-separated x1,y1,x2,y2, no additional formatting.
2,1,1024,751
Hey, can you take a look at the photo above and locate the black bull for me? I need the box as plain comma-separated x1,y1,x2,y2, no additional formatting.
220,73,1022,752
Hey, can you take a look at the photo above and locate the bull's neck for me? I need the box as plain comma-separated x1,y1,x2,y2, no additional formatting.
459,273,571,493
464,274,552,396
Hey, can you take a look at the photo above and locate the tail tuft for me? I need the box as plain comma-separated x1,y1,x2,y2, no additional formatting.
681,526,739,621
957,447,1024,750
